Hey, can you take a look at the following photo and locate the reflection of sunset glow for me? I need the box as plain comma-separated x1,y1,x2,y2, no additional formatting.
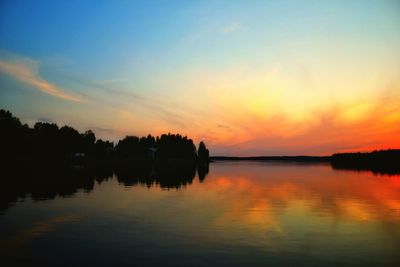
2,163,398,265
196,163,400,233
0,214,81,250
129,163,400,233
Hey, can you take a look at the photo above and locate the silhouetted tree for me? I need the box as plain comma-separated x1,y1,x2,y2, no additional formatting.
94,139,114,159
155,133,197,161
0,109,32,158
33,122,60,158
0,108,212,169
59,126,81,155
197,141,210,163
116,136,140,159
0,109,112,162
81,130,96,155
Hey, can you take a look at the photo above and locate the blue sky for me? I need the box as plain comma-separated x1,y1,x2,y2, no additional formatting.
1,0,400,155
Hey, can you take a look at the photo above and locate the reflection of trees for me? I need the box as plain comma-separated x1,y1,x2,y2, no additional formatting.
197,163,209,182
0,108,211,213
0,162,113,213
0,162,208,213
115,162,201,189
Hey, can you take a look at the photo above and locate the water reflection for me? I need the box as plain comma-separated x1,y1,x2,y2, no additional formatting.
0,161,399,266
1,214,81,249
205,162,400,224
0,163,208,213
115,164,198,188
331,162,400,176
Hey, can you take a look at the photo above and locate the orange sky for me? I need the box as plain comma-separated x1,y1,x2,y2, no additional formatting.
1,1,399,155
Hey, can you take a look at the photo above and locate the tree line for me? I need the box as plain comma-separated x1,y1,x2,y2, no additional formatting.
0,109,210,164
331,149,400,175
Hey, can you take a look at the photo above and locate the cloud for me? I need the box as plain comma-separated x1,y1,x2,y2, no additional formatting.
159,64,400,155
0,58,83,102
222,22,241,33
217,123,233,132
210,98,400,156
37,117,54,123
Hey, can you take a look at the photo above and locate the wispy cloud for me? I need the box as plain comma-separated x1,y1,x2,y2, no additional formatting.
0,58,83,102
37,117,54,123
217,123,233,132
222,22,241,33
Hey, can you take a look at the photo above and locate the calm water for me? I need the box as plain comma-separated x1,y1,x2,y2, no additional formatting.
1,161,400,266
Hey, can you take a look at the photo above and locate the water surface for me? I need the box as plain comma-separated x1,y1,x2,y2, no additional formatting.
1,161,399,266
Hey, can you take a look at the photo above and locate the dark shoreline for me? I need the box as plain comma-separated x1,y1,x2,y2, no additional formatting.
211,156,331,162
211,150,400,175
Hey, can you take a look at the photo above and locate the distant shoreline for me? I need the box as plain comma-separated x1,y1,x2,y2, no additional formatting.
2,108,399,175
211,150,400,175
210,156,331,162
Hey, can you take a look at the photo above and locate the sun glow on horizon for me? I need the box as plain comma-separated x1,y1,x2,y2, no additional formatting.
0,0,399,155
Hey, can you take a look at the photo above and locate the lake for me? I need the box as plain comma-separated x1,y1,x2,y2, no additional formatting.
1,161,399,266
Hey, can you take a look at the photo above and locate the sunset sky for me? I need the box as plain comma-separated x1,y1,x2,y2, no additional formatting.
0,0,399,155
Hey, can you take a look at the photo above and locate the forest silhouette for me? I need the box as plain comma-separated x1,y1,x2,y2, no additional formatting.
1,108,399,213
1,108,399,177
0,108,212,212
331,150,400,175
0,109,210,166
